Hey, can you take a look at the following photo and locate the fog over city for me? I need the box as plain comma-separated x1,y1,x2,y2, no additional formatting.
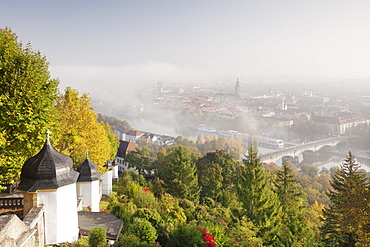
2,1,370,108
4,2,370,245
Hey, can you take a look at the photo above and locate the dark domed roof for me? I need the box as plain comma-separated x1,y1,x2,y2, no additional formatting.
77,156,100,182
18,139,79,192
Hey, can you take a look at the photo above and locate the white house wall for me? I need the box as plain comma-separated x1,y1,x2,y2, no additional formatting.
112,165,119,179
102,170,112,196
37,184,78,244
77,180,100,212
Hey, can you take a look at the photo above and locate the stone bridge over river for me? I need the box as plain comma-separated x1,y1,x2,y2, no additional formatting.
259,136,348,164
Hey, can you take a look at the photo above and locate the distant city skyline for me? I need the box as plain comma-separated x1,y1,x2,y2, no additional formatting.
2,0,370,100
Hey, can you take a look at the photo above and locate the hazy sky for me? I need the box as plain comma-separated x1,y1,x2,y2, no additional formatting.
2,1,370,98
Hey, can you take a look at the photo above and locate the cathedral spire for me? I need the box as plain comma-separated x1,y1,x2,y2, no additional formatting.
235,78,241,98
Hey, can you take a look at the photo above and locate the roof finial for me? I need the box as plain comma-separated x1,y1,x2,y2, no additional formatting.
46,129,50,143
86,152,89,159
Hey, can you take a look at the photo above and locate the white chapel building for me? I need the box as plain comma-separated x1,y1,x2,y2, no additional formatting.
0,132,123,246
76,154,101,212
17,135,79,245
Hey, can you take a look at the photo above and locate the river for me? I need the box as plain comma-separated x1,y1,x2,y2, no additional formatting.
122,116,370,172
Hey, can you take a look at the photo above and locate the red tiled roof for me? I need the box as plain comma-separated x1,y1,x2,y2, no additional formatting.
126,130,143,136
117,140,137,158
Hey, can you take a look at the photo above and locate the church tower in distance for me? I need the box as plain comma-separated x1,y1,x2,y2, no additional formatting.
235,78,241,98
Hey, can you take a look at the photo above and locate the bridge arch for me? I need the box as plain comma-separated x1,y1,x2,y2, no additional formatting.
260,137,348,165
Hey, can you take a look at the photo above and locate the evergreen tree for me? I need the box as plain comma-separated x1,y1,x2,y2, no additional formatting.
321,152,370,246
197,150,239,201
214,150,239,190
0,28,59,184
236,145,281,245
197,152,223,200
275,162,316,246
156,145,201,203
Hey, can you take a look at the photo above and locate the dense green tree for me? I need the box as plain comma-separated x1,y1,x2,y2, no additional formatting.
274,162,316,246
197,150,239,201
55,87,115,172
156,145,201,203
236,145,281,245
213,150,239,189
321,152,370,246
197,153,223,200
126,146,155,175
0,28,59,185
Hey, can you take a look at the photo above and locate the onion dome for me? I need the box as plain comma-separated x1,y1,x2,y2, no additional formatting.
18,131,79,192
77,153,100,182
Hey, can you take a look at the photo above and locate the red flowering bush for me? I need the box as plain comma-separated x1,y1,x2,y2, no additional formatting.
198,228,207,235
206,241,216,247
197,228,216,247
143,187,152,195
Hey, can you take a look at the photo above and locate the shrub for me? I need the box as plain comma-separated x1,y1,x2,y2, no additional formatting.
228,216,262,247
110,202,137,220
130,217,158,243
194,205,210,221
75,237,89,246
114,233,140,247
158,194,186,225
110,202,137,232
123,181,141,199
198,221,229,247
132,208,163,229
88,227,106,247
107,195,119,210
178,198,196,222
202,197,215,208
133,188,158,209
163,223,204,247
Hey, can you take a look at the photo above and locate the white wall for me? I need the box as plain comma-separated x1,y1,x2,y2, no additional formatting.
77,180,100,212
112,165,119,179
102,170,112,196
37,184,78,244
